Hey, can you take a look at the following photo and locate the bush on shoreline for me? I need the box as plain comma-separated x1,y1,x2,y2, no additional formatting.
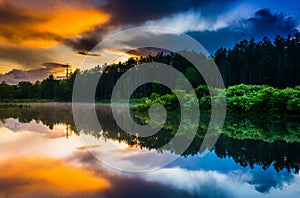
136,84,300,114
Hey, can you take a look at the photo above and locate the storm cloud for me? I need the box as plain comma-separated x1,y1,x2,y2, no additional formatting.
100,0,237,25
246,8,296,38
63,0,237,51
63,27,109,51
187,8,298,53
64,4,298,54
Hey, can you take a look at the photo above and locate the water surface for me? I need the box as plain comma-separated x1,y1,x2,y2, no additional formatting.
0,103,300,198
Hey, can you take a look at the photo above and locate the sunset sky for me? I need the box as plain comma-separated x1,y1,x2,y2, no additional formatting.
0,0,299,84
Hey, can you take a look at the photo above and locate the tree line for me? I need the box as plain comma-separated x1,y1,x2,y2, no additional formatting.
0,33,299,101
215,32,300,87
0,73,76,101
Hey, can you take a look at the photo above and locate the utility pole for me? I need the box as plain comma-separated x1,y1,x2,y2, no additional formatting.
66,64,69,79
66,125,69,139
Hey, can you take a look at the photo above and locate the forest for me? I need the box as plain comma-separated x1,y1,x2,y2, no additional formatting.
0,33,299,112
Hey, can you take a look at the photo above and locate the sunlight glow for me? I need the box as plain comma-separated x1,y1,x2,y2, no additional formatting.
0,8,110,48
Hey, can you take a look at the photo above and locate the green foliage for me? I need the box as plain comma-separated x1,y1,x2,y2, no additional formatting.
185,67,200,87
136,84,300,114
0,82,16,99
157,93,178,110
294,85,300,90
194,84,209,98
225,84,300,113
135,105,300,143
287,98,300,113
221,113,300,143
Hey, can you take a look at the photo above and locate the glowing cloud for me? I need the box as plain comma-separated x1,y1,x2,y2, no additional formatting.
0,1,110,48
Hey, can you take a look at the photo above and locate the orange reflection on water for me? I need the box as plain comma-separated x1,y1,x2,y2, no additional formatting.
0,157,110,197
76,145,101,150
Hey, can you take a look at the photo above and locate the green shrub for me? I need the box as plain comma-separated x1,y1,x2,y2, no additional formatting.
287,98,300,113
136,84,300,114
195,84,209,98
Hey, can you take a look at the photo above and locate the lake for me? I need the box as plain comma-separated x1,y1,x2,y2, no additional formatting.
0,103,300,198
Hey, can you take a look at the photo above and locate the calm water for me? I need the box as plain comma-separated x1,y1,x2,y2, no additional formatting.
0,103,300,198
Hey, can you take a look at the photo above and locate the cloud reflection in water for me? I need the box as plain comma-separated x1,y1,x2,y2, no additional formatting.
0,114,299,198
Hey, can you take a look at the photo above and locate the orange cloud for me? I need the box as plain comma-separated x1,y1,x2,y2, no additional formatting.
0,1,110,48
103,49,139,64
0,157,110,197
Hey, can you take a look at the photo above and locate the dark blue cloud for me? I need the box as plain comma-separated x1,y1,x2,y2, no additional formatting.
100,0,237,25
247,8,296,38
187,8,298,54
64,0,237,51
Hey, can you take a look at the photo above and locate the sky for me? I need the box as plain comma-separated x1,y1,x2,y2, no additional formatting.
0,0,299,84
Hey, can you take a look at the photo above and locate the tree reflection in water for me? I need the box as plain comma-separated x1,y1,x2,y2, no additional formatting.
0,103,299,173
